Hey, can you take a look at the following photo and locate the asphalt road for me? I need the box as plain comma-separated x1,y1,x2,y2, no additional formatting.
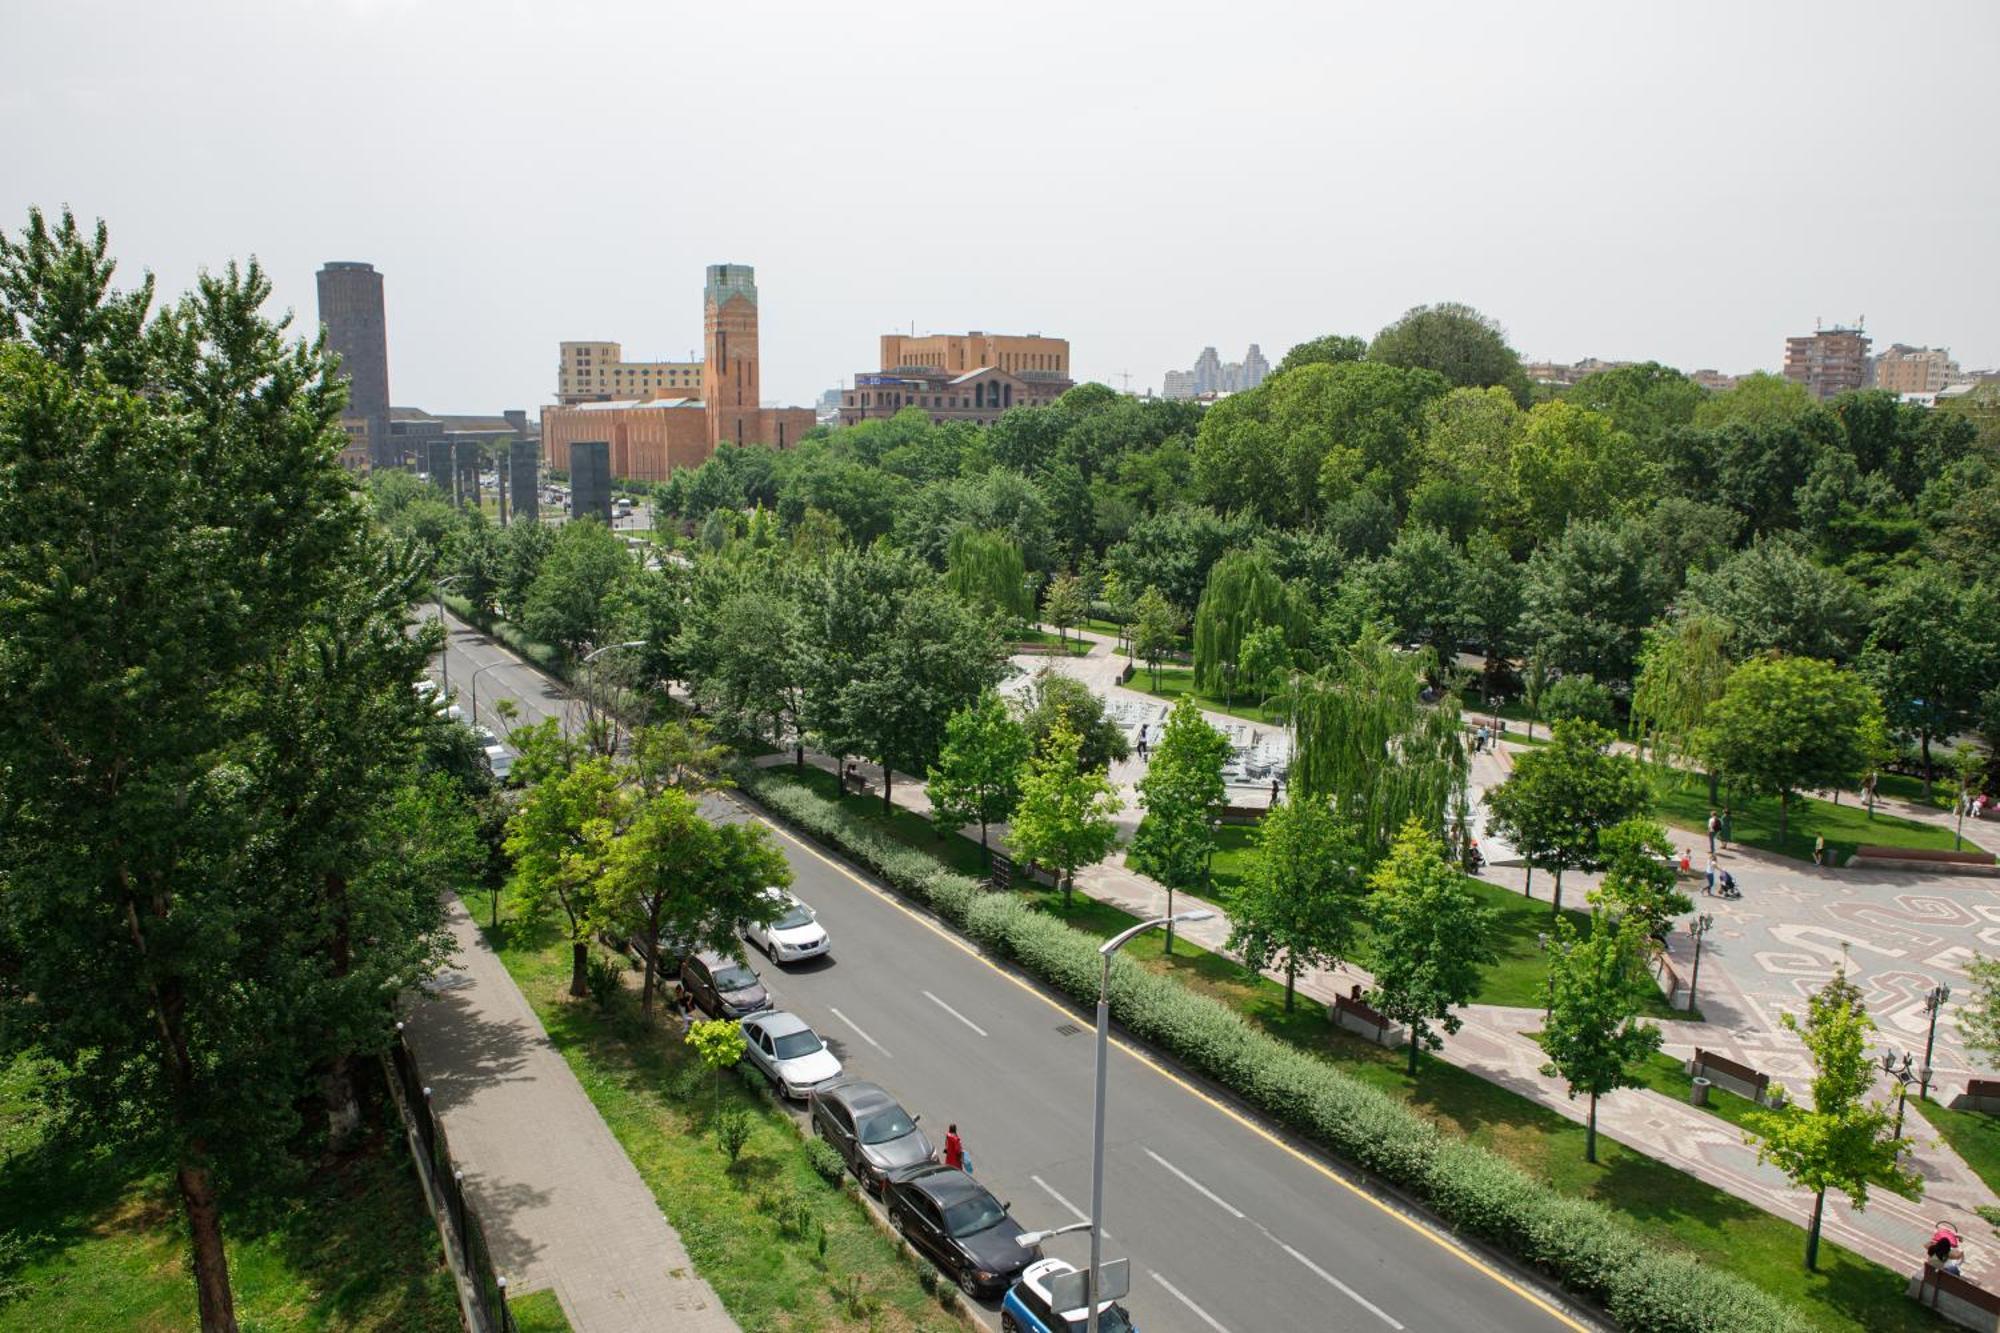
432,608,1592,1333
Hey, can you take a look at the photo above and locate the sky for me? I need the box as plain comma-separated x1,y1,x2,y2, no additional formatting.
4,0,1997,415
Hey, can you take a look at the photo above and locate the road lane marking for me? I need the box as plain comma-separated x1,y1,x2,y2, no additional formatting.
828,1006,889,1057
1031,1174,1110,1240
1275,1237,1403,1329
724,798,1588,1331
1150,1271,1232,1333
1143,1149,1244,1219
922,989,989,1037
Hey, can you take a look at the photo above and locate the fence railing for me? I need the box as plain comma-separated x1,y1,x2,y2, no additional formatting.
388,1031,518,1333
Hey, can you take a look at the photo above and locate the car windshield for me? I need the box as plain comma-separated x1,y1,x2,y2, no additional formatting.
1057,1306,1132,1333
772,1030,823,1059
714,965,758,992
856,1108,917,1145
942,1192,1006,1238
772,903,815,930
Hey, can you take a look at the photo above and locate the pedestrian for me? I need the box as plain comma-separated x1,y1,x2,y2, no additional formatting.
1930,1222,1965,1275
1813,834,1826,867
1705,858,1716,896
1707,810,1720,856
1679,848,1692,874
1270,778,1280,805
1721,808,1733,849
942,1122,967,1172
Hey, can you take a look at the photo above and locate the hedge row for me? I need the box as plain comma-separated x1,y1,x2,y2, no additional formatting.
738,765,1815,1333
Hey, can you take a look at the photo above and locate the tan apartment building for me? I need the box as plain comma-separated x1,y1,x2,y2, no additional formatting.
1871,344,1959,394
542,264,814,483
841,329,1074,427
556,341,703,405
1783,325,1872,400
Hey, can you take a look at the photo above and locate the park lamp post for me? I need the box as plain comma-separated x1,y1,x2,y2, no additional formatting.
1687,914,1715,1015
431,575,464,690
1921,982,1953,1101
1879,1050,1916,1141
468,660,510,730
1087,911,1213,1333
580,639,648,752
1538,931,1553,1021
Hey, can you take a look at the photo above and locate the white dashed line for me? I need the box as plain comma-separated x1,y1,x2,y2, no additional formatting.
1143,1148,1245,1218
922,989,989,1037
828,1006,889,1057
1151,1270,1232,1333
1276,1239,1403,1329
1031,1174,1110,1240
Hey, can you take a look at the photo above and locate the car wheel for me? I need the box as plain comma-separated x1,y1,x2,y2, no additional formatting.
958,1268,981,1298
1001,1314,1020,1333
893,1207,911,1240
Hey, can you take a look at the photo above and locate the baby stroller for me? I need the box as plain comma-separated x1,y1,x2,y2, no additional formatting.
1715,869,1740,900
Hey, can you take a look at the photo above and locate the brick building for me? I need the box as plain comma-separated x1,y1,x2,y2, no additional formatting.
1784,325,1872,400
1871,344,1959,394
839,330,1073,426
556,342,702,405
541,264,813,483
317,261,392,469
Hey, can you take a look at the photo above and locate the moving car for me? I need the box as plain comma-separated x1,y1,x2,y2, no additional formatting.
739,1011,843,1099
413,678,463,723
743,888,829,964
809,1080,932,1194
884,1164,1040,1299
679,950,772,1019
1002,1258,1136,1333
470,723,514,782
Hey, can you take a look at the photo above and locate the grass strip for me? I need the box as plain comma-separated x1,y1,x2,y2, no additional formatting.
1645,764,1976,864
505,1286,574,1332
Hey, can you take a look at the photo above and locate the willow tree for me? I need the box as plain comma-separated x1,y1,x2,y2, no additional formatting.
1282,631,1468,863
1192,550,1302,705
945,527,1030,631
1630,613,1732,802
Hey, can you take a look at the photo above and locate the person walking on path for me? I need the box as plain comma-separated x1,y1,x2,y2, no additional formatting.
1721,808,1733,849
1707,810,1720,856
1814,834,1827,867
1705,858,1717,895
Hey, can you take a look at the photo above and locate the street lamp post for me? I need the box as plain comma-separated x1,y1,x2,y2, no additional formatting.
1921,982,1953,1101
1687,914,1715,1015
579,639,648,754
1880,1050,1915,1140
432,576,464,692
468,660,509,729
1538,930,1553,1021
1087,910,1213,1333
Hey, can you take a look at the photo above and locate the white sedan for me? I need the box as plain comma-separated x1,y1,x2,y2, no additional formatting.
740,1011,843,1099
743,889,829,964
470,724,514,782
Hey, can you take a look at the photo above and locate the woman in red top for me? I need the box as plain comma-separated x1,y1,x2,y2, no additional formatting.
942,1123,965,1170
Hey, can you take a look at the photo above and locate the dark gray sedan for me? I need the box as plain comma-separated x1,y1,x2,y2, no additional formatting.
885,1163,1041,1299
808,1080,933,1194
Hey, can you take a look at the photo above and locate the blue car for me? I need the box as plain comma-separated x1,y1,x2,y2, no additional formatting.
1002,1258,1136,1333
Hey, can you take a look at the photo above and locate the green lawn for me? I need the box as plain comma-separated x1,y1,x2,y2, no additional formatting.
1126,665,1286,726
1012,892,1935,1333
479,908,964,1333
1874,772,1956,811
769,762,993,879
1912,1097,2000,1202
1646,764,1981,864
0,1053,459,1332
1182,823,1686,1018
507,1286,573,1332
1009,627,1094,658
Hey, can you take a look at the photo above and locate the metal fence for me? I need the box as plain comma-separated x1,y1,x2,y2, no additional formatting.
389,1034,518,1333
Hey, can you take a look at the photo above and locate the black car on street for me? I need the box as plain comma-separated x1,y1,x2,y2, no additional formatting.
808,1080,933,1194
884,1163,1040,1298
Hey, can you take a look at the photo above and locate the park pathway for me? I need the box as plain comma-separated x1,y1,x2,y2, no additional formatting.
402,897,738,1333
752,627,2000,1288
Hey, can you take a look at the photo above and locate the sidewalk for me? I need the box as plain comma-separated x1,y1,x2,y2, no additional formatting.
755,630,2000,1288
402,897,737,1333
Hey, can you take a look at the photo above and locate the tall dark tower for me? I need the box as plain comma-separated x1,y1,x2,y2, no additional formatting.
316,262,392,467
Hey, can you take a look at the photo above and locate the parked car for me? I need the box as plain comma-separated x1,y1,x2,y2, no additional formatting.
600,927,691,976
1003,1258,1136,1333
743,888,829,964
885,1164,1040,1299
739,1011,843,1099
413,678,463,723
470,724,514,782
808,1080,933,1194
679,950,772,1019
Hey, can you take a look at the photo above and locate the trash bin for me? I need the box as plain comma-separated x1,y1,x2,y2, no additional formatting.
1690,1077,1711,1108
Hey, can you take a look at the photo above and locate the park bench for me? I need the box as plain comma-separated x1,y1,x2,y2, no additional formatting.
1688,1048,1774,1105
1849,845,1999,876
1952,1080,2000,1114
1910,1264,2000,1331
1330,989,1400,1048
840,764,871,795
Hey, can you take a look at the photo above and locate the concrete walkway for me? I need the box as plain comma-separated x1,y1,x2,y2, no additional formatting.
756,627,2000,1287
402,897,737,1333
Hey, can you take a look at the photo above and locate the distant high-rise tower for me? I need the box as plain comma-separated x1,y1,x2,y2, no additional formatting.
1242,344,1270,390
1783,324,1871,401
1192,346,1223,395
703,263,761,448
316,262,392,467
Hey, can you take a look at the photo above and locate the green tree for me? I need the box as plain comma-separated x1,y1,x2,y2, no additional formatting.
1192,550,1299,704
1630,614,1734,803
506,757,624,997
522,516,635,659
1363,525,1468,664
1010,723,1122,907
1683,539,1871,663
1483,720,1651,913
1536,913,1664,1163
1461,535,1523,699
925,691,1032,856
945,527,1031,629
605,788,790,1010
1587,819,1693,941
1697,656,1886,841
1565,361,1705,446
630,716,732,798
686,1018,748,1115
1043,569,1087,648
1236,623,1293,703
1861,568,1999,787
1541,673,1615,729
695,583,808,757
1021,669,1131,771
1368,301,1531,405
1228,800,1367,1009
1749,968,1917,1270
452,507,504,616
497,514,555,620
1132,584,1180,690
1692,371,1814,429
1510,400,1631,542
1275,332,1367,375
1957,953,2000,1069
1130,698,1231,945
1520,518,1660,685
1098,567,1131,650
1368,821,1498,1073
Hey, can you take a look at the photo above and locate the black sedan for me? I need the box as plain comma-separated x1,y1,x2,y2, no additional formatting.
884,1163,1041,1298
809,1080,933,1194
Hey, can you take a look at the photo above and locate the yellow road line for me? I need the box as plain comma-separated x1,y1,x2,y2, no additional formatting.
729,792,1591,1333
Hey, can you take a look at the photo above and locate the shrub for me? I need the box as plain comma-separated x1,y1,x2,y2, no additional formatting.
736,768,1814,1333
805,1137,845,1186
584,951,624,1010
716,1107,752,1165
915,1264,939,1297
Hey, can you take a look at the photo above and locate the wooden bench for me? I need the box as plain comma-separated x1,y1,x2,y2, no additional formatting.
1953,1080,2000,1115
1688,1048,1774,1104
1330,990,1400,1048
1850,845,1999,877
1910,1264,2000,1331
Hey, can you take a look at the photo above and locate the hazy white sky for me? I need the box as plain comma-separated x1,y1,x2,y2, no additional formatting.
4,0,1996,413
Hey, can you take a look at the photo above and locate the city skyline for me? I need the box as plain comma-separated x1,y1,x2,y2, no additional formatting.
5,1,1997,414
